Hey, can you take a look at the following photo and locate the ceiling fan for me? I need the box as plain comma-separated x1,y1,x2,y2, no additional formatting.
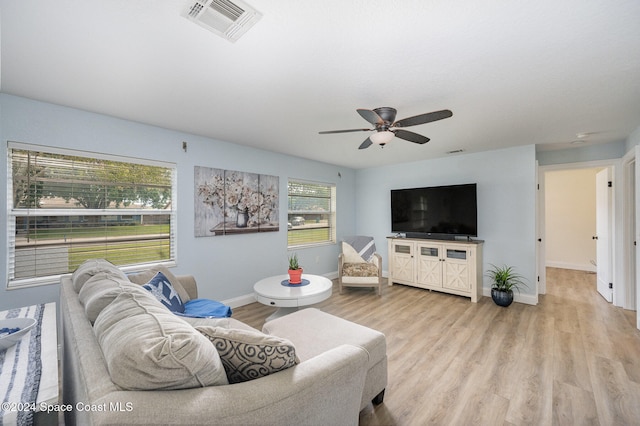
319,107,453,149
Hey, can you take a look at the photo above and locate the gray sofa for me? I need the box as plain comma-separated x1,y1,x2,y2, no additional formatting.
60,261,373,426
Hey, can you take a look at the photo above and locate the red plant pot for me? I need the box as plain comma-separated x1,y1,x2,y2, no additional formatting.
288,268,303,284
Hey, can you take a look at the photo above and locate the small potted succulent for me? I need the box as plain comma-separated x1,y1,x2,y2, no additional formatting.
288,253,303,284
486,264,527,307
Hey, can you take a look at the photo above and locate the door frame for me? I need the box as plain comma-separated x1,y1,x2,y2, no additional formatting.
537,159,626,307
622,148,637,312
596,167,613,302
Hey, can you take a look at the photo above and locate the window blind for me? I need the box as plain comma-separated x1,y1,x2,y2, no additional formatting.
287,180,336,247
7,143,176,288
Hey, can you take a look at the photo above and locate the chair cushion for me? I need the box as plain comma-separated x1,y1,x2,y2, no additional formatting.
342,242,367,263
342,236,376,261
196,326,299,384
343,262,379,277
94,289,228,390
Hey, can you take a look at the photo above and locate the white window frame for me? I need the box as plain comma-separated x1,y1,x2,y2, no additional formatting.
6,142,177,289
287,179,336,249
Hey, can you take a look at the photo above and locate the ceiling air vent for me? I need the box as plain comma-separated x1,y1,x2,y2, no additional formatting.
183,0,262,43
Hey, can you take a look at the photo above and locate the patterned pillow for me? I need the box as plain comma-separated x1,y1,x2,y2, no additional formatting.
143,271,185,313
196,326,299,384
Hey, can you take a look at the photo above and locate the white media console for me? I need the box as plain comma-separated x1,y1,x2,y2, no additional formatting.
387,236,484,302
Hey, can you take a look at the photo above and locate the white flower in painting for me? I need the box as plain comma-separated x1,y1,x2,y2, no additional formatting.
199,170,278,227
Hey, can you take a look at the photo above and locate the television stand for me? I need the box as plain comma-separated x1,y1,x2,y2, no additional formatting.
387,236,484,302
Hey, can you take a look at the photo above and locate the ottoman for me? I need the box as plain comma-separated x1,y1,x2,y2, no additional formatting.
262,308,387,410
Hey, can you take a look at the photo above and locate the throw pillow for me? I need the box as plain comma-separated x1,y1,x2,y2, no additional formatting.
196,326,299,384
94,290,228,390
71,258,127,293
142,271,185,313
342,242,367,263
127,265,191,303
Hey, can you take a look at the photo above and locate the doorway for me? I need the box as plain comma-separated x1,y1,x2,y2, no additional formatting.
538,161,617,302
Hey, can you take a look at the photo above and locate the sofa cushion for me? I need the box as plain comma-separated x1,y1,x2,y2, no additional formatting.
196,326,299,384
94,289,228,390
71,259,127,293
127,265,191,303
78,272,148,323
181,316,259,332
142,271,185,313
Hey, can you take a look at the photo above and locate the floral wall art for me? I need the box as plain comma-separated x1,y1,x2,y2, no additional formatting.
194,166,279,236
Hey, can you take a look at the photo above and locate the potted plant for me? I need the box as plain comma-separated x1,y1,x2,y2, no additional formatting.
288,253,303,284
486,264,527,307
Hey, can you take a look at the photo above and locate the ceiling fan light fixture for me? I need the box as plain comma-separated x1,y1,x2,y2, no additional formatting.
370,131,395,145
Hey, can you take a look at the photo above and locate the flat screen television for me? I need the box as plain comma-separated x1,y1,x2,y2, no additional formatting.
391,183,477,239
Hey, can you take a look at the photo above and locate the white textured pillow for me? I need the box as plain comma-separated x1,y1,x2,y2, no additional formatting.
196,326,299,384
94,290,228,390
71,259,127,293
78,272,149,324
342,242,367,263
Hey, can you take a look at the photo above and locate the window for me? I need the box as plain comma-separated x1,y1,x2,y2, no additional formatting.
287,179,336,248
7,142,176,288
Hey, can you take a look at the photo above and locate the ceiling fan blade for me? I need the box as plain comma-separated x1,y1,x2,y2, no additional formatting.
394,109,453,128
394,129,430,144
319,128,372,134
357,109,384,125
358,137,373,149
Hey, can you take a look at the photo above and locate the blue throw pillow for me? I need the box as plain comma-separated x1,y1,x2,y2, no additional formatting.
177,299,232,318
142,271,185,313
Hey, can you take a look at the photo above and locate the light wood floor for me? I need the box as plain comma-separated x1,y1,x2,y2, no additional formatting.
232,268,640,425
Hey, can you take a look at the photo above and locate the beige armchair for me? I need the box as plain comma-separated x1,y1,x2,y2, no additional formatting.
338,237,382,296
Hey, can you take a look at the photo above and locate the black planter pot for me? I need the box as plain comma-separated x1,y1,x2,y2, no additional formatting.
491,289,514,307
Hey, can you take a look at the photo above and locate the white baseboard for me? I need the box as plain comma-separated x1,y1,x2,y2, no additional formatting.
546,261,596,272
222,293,256,309
325,271,339,280
482,288,538,305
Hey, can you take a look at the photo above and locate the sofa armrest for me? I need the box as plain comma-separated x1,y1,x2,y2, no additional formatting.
175,275,198,300
82,344,369,426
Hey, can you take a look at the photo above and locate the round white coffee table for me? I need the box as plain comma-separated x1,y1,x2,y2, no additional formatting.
254,274,332,321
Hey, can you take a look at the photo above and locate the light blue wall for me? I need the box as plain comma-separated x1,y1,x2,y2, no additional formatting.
354,145,539,300
0,94,357,310
626,125,640,152
0,94,548,308
536,140,627,166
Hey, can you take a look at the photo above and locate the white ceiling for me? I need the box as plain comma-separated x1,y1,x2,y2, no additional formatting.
1,0,639,169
